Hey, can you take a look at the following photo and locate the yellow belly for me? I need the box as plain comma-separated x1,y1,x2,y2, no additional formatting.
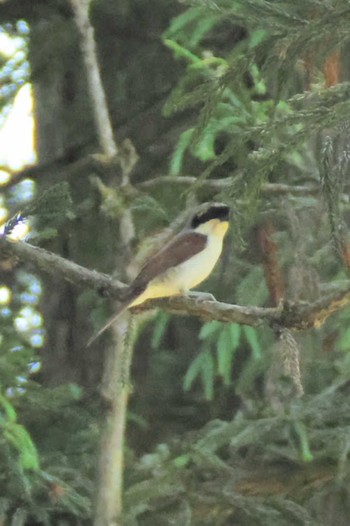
130,234,224,307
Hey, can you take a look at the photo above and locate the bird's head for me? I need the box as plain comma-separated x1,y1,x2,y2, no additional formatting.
190,203,230,238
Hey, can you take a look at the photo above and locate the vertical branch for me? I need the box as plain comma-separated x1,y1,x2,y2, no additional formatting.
70,1,137,524
95,316,135,526
96,143,138,526
70,0,118,158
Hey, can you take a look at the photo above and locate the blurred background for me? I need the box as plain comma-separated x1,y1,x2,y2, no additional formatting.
1,1,350,525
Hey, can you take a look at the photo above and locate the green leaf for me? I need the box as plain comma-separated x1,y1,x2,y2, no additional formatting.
249,64,267,95
199,320,221,341
169,128,194,175
188,15,222,48
0,392,17,422
201,350,215,401
164,8,202,39
229,323,242,350
4,422,40,471
20,448,40,471
293,421,314,463
193,128,216,161
249,29,268,49
183,351,206,392
217,332,231,385
243,326,261,360
172,454,190,468
217,324,241,386
183,349,215,400
163,39,202,65
151,312,170,350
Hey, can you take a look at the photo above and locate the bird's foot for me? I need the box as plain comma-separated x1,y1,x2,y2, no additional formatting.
169,291,216,305
186,291,216,303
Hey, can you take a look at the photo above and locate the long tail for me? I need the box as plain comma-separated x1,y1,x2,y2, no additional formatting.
87,289,140,347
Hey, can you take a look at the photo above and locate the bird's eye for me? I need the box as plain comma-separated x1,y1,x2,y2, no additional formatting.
191,215,201,229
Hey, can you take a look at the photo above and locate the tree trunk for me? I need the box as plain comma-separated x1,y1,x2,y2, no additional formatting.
27,0,181,388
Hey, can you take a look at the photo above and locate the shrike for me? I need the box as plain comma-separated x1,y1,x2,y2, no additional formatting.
88,202,230,345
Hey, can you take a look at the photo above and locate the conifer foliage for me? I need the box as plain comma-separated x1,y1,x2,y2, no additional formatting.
1,0,350,524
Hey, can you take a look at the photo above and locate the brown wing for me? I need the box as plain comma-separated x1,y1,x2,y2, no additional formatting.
132,231,207,288
87,232,207,346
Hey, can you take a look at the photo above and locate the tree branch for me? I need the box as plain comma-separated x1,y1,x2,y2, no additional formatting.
69,2,136,524
1,155,320,199
0,236,127,298
2,236,350,332
134,287,350,330
70,0,118,158
140,175,320,196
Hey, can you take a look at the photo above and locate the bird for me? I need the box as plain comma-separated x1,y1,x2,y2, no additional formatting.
87,202,230,345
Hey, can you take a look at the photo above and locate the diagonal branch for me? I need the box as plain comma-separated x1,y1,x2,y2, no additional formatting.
0,236,126,298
